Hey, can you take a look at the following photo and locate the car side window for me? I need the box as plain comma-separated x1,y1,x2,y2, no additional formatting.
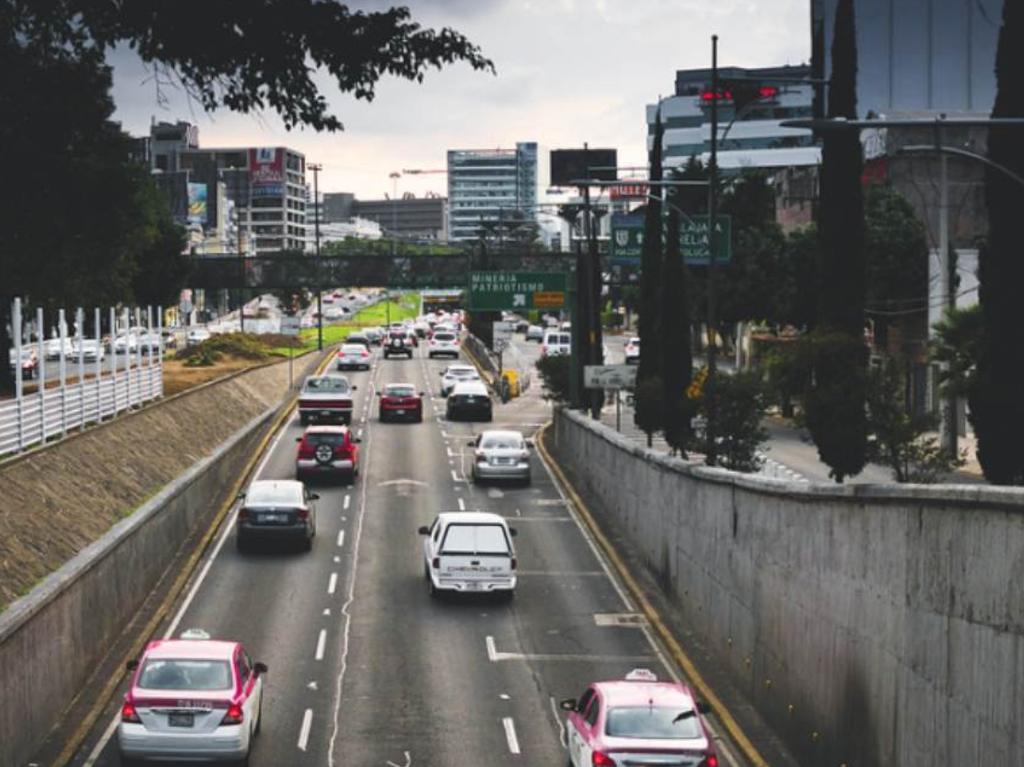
583,693,601,728
236,651,251,684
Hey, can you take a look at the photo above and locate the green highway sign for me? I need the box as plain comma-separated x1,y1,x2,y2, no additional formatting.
610,213,731,266
468,271,568,310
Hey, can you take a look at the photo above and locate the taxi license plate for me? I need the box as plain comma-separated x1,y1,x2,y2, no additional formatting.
320,410,332,416
395,409,406,415
168,712,194,728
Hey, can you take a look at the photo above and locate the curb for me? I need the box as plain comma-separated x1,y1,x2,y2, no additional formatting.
535,422,770,767
50,348,334,767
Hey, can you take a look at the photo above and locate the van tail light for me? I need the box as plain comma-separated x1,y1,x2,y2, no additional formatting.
298,443,315,459
431,557,440,569
222,703,244,725
592,752,616,766
121,701,142,723
699,757,718,767
296,508,310,520
511,557,517,571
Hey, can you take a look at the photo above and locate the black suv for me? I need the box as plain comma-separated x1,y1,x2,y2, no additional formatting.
383,331,413,359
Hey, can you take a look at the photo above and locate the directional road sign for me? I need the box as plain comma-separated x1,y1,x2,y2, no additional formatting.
468,272,567,311
280,316,302,336
611,213,732,266
584,364,638,390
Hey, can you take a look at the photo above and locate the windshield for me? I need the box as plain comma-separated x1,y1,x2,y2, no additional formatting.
385,385,416,397
440,524,510,554
304,377,350,393
305,433,345,447
137,659,233,691
341,344,365,353
604,706,702,739
434,333,455,342
246,482,304,506
481,435,523,450
447,367,476,378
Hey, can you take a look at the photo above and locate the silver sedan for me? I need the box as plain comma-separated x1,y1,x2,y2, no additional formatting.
469,430,532,485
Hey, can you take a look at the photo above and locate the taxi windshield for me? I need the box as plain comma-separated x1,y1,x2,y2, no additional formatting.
605,706,702,739
305,377,350,393
137,659,233,691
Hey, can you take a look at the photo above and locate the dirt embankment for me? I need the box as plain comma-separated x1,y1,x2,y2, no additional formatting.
0,355,317,611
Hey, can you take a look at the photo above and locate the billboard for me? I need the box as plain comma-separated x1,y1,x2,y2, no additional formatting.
187,182,208,225
550,148,617,186
249,147,285,198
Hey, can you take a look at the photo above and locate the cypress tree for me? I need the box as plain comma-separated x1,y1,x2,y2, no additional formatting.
661,202,693,453
969,1,1024,484
805,0,868,482
634,110,666,444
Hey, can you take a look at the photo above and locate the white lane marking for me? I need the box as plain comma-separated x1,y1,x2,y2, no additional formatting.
548,696,568,749
343,494,351,510
450,469,459,481
446,447,455,457
503,717,521,755
457,498,466,511
315,629,327,660
486,635,499,661
327,572,338,595
337,530,345,547
386,752,412,767
298,708,313,750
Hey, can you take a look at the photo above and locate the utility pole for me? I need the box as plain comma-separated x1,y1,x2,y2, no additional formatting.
705,34,720,466
310,162,324,351
936,127,957,458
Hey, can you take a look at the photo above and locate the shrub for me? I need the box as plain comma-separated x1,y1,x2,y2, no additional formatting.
688,370,767,472
534,353,571,404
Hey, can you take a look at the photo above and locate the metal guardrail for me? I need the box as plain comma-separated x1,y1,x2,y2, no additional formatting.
2,299,164,458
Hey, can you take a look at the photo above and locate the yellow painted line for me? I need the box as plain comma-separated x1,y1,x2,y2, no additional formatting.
535,422,770,767
52,349,334,766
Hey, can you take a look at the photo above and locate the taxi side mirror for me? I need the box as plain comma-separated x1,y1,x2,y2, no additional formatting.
295,436,302,442
696,701,712,715
376,391,382,397
417,525,430,535
559,698,577,711
351,385,358,390
525,438,535,448
126,659,139,672
467,440,476,447
419,391,425,397
353,437,362,443
254,662,268,676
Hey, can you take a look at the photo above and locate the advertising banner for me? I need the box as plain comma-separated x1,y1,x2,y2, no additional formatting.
187,182,208,225
249,147,285,198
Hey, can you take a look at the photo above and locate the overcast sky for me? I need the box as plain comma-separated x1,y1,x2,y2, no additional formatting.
110,0,811,200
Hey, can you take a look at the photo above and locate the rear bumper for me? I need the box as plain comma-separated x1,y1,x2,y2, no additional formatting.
238,521,310,539
380,406,421,419
297,459,354,476
433,575,516,593
299,409,352,423
336,360,369,369
118,723,246,761
447,404,492,420
428,349,459,357
473,463,530,481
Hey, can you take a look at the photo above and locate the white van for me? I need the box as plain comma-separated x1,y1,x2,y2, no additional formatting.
541,330,571,357
419,512,517,599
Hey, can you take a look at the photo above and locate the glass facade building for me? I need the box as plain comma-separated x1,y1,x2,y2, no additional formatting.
446,142,538,242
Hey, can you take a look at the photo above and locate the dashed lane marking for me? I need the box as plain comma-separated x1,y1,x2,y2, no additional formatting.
337,530,345,547
298,708,313,751
502,717,521,755
327,572,338,595
315,629,327,660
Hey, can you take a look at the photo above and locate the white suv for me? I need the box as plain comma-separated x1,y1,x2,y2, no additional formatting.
428,330,460,358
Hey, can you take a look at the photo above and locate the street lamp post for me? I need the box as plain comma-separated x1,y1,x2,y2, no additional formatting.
309,162,324,351
705,34,721,466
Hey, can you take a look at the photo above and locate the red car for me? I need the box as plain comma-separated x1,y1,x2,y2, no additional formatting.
561,669,717,767
378,382,424,423
295,424,360,483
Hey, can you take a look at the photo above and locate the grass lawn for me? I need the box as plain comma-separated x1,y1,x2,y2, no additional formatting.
268,292,421,355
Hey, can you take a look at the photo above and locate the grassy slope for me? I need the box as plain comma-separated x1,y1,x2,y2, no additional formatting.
271,293,420,354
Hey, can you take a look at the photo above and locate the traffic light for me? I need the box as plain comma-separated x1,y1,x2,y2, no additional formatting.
699,81,780,112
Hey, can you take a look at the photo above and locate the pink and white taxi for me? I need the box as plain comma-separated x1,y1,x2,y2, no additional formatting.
118,629,266,765
560,669,718,767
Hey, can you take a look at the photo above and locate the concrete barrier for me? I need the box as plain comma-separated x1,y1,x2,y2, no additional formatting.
549,407,1024,767
0,355,322,767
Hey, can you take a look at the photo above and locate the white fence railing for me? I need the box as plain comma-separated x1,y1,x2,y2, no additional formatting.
2,299,165,458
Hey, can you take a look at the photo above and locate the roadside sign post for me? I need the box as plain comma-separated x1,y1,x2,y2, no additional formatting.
492,321,515,384
281,315,302,389
584,364,638,432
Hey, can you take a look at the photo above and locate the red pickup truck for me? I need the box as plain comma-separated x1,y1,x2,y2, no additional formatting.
298,374,356,425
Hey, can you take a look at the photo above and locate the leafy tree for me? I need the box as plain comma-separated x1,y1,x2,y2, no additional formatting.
688,371,767,472
5,1,494,132
660,205,694,453
535,354,571,404
634,110,666,442
777,225,819,330
866,358,964,483
763,343,809,418
969,0,1024,484
930,304,982,399
863,183,929,345
804,0,868,482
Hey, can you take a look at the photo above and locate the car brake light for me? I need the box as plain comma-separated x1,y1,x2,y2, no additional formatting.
121,701,141,723
592,752,616,766
699,757,718,767
431,556,440,569
511,557,517,571
296,508,310,520
222,703,244,725
362,350,369,357
238,508,250,522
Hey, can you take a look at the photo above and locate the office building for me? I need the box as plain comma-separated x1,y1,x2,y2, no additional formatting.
646,65,818,172
447,142,538,242
354,195,448,241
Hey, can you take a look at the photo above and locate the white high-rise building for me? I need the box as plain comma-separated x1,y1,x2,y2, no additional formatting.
446,142,538,242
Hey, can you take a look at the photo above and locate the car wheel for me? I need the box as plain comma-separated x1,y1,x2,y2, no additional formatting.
236,533,248,553
299,414,308,426
522,473,532,487
415,412,423,423
254,695,263,735
238,750,251,767
499,589,515,604
302,535,313,552
119,756,142,767
485,412,493,422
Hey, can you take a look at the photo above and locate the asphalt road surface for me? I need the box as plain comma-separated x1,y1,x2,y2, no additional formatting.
66,340,748,767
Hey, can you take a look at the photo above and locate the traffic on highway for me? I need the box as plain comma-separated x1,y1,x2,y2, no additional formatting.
65,305,740,767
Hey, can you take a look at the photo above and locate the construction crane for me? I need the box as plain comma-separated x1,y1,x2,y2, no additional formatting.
401,168,447,175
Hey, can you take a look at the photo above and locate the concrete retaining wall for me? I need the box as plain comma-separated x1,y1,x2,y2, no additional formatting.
0,355,322,767
549,408,1024,767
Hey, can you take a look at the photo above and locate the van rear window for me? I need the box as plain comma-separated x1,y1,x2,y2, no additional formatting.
441,524,510,554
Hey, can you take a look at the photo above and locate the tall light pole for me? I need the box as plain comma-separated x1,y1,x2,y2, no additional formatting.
309,162,324,351
705,34,721,466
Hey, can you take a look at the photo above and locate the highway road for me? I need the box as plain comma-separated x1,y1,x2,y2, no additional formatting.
66,337,748,766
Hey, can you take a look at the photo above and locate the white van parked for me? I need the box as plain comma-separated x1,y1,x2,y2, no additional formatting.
419,512,517,600
541,330,571,357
